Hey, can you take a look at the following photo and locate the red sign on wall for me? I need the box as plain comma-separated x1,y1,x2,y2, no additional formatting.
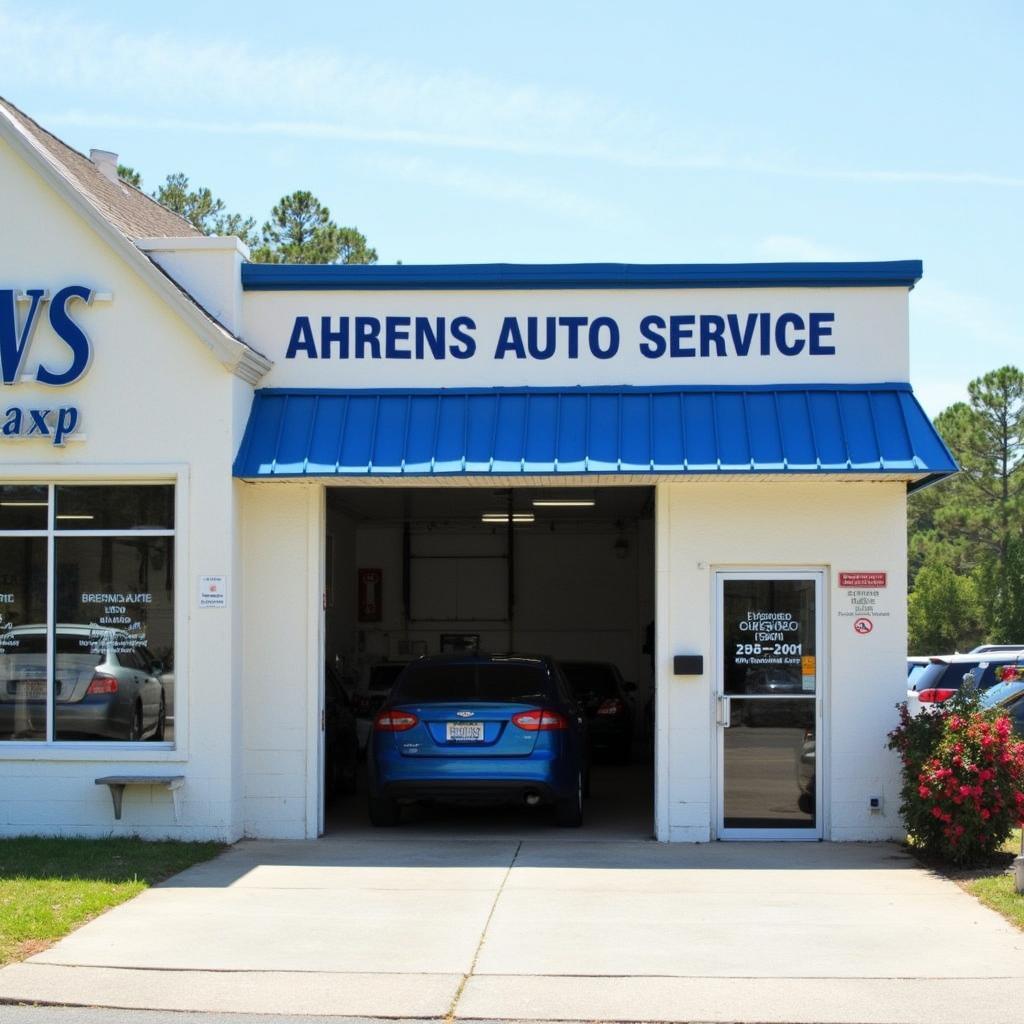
839,572,887,588
358,568,382,622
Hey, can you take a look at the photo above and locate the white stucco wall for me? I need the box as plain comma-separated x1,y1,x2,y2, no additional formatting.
240,482,323,839
654,480,907,842
0,134,249,840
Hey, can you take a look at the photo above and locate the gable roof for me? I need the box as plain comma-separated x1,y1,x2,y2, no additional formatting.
0,96,270,384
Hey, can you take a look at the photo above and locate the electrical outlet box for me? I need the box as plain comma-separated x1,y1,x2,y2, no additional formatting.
869,795,883,813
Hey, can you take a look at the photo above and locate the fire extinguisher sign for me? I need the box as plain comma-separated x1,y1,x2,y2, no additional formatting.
358,568,382,622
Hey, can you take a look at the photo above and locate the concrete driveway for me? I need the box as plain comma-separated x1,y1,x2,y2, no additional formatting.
2,836,1023,1023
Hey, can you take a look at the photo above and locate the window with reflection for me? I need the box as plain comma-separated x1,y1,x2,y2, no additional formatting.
0,484,175,744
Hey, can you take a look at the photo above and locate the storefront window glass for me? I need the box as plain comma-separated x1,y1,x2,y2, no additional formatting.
0,484,175,745
0,538,49,740
0,485,48,530
55,484,174,530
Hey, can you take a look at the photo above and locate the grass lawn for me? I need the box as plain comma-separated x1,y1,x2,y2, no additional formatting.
961,828,1024,930
0,837,223,966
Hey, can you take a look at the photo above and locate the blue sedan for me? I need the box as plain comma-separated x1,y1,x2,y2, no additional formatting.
367,653,587,827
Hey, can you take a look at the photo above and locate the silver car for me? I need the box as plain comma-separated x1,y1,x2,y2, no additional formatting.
0,624,167,741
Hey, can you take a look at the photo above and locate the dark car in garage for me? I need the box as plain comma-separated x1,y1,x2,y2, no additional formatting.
325,662,359,797
559,660,636,763
367,653,588,827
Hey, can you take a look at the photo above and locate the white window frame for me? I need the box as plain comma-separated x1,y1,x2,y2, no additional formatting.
0,465,188,763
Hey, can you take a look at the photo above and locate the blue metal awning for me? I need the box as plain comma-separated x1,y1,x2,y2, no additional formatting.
232,384,956,490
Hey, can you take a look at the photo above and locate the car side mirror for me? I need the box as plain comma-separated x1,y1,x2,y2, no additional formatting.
151,659,164,674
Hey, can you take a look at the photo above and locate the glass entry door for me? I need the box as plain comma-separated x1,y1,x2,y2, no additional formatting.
716,572,823,840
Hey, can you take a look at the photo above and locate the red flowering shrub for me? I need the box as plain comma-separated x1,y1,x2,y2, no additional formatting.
888,685,1024,865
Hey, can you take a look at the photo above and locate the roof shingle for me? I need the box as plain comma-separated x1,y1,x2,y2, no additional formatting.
0,96,202,240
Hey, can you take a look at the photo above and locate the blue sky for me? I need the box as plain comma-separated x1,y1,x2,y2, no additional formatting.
1,0,1020,416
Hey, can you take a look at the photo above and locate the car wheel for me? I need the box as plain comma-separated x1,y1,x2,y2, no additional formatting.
368,796,400,826
151,694,166,742
127,703,143,742
555,772,583,827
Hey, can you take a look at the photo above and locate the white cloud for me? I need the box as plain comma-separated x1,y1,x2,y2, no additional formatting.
2,4,1022,189
362,155,623,225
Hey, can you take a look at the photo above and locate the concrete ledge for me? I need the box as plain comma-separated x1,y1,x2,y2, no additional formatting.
458,974,1024,1024
0,963,461,1017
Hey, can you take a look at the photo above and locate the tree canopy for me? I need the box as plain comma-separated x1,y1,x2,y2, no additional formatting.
148,174,376,265
908,366,1024,651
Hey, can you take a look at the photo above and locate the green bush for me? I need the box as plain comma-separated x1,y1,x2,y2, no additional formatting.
888,685,1024,865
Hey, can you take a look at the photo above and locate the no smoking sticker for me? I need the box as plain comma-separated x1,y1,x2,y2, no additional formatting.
853,617,873,635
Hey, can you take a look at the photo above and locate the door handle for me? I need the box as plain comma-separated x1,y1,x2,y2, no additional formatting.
716,695,731,728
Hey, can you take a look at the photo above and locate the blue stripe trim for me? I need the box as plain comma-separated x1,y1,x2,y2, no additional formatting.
241,260,923,291
251,382,917,398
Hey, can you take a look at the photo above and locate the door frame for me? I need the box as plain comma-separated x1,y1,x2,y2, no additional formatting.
713,569,827,841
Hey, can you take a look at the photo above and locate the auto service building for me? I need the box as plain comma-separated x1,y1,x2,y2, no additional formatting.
0,98,956,843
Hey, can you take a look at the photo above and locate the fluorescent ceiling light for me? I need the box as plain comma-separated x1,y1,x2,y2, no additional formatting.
56,514,95,520
0,502,48,507
531,499,596,508
481,513,535,524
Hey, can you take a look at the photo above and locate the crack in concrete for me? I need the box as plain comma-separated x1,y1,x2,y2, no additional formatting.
446,839,523,1023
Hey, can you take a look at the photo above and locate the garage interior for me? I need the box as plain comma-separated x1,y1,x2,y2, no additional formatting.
323,485,655,836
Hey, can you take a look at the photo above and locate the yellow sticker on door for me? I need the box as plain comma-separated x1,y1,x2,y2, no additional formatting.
801,655,816,691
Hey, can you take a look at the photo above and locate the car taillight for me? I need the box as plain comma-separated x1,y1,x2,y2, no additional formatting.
86,673,118,696
373,710,418,732
918,688,956,703
596,698,626,716
512,709,568,731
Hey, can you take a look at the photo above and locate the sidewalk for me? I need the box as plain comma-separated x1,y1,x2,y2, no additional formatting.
1,837,1022,1022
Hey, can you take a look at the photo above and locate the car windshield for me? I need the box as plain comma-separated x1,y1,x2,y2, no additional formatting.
980,680,1024,708
391,660,555,704
561,663,618,698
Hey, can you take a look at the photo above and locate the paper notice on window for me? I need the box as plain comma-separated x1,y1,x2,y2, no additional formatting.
199,575,227,608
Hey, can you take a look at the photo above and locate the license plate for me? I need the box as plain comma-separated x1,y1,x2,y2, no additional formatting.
446,721,484,742
15,679,46,700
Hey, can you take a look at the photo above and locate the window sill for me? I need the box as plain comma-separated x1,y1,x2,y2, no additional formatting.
0,743,186,763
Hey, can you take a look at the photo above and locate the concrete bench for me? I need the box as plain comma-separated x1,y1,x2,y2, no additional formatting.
95,775,185,823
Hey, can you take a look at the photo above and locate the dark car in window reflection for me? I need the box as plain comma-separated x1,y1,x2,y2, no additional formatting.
0,625,167,741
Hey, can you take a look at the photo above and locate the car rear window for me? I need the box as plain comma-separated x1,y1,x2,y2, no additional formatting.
912,661,981,692
391,661,555,704
907,663,929,688
561,663,618,698
0,633,102,655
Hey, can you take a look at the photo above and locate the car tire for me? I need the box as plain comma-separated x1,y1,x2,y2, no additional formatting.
151,694,166,742
127,703,143,742
555,773,583,827
368,796,400,826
